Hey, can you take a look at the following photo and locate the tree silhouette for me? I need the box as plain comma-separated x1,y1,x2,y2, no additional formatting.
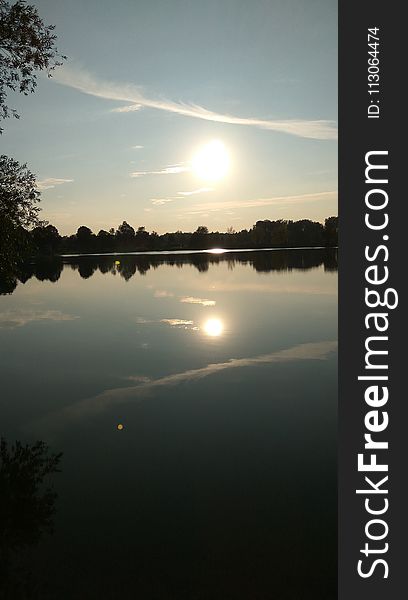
190,225,210,249
96,229,114,253
0,212,338,294
0,156,41,229
116,221,136,251
3,247,338,295
324,216,338,246
0,0,66,132
0,155,41,277
135,225,150,249
0,438,62,597
195,225,209,235
31,224,60,255
1,1,65,289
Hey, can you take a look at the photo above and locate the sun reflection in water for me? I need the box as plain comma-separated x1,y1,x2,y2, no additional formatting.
207,248,226,254
203,318,223,337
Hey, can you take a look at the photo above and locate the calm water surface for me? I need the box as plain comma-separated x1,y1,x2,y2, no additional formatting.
0,249,337,599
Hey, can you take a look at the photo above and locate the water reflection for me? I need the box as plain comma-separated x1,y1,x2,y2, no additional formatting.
0,438,62,598
31,340,337,431
0,248,337,598
0,248,337,295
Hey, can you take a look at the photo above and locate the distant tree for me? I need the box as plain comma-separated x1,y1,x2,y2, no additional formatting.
31,223,60,254
324,216,338,246
270,220,288,246
252,220,271,247
116,221,135,251
252,219,289,247
287,219,324,247
0,155,41,276
161,230,186,250
77,225,92,239
96,229,114,253
189,225,210,249
195,225,208,236
116,221,135,238
135,225,150,249
73,226,94,254
0,0,66,132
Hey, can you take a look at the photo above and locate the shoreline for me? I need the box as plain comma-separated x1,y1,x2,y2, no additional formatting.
38,246,338,260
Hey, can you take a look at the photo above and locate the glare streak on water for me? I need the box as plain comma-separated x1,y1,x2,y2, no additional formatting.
60,245,335,257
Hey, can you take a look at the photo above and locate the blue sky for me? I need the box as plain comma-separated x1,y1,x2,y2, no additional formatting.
3,0,337,235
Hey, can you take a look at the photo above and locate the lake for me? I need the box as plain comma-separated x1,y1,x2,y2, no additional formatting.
0,248,337,599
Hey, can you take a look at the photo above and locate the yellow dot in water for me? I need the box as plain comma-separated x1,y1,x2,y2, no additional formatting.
117,423,124,430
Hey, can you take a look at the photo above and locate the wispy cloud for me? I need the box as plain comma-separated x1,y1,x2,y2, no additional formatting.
151,198,177,206
135,317,151,324
180,296,216,307
0,309,79,329
149,186,214,206
160,319,195,327
178,187,214,196
53,66,337,141
37,178,74,191
130,164,189,178
200,281,337,296
131,145,144,150
182,190,337,214
28,340,337,431
154,290,174,298
135,316,196,328
126,375,151,383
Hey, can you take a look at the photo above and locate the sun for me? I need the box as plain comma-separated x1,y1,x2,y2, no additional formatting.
192,140,230,182
203,318,224,337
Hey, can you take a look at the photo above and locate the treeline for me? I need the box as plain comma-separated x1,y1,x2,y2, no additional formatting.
28,217,338,256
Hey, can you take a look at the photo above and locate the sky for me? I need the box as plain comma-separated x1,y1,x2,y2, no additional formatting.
2,0,337,235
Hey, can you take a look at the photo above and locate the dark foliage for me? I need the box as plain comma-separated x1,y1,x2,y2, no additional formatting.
0,438,62,598
0,155,40,228
0,438,62,549
1,0,65,291
0,154,42,287
0,0,66,132
28,217,338,257
1,213,338,293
